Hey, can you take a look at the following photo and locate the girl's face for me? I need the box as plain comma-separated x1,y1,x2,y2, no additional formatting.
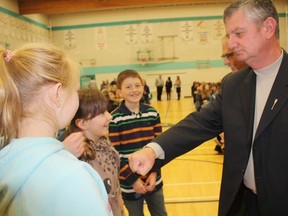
83,111,112,142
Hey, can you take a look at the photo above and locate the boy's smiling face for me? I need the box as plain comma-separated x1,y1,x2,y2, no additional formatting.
118,77,144,104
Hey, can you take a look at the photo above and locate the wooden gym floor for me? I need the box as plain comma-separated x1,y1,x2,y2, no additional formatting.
141,95,224,216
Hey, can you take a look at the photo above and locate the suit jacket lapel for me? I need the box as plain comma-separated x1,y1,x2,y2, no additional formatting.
255,51,288,140
240,69,256,143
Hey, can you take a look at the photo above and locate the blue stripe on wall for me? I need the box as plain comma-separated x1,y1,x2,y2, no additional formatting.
0,7,48,29
52,13,286,31
81,59,225,76
52,16,223,31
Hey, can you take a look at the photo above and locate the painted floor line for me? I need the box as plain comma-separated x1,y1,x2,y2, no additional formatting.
165,181,221,186
165,196,219,201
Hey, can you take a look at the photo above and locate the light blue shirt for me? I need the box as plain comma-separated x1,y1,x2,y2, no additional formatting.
0,137,113,216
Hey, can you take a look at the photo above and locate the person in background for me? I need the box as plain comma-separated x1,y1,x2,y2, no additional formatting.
101,88,120,113
110,78,117,86
194,85,203,112
109,69,167,216
63,88,126,216
100,79,109,91
155,74,164,101
174,76,181,100
214,36,248,154
221,36,247,74
110,78,118,93
0,43,112,216
142,79,151,104
108,90,121,112
191,81,199,103
129,0,287,215
88,76,97,89
165,76,172,100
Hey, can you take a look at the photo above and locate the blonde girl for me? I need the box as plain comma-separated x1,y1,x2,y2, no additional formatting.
0,43,112,216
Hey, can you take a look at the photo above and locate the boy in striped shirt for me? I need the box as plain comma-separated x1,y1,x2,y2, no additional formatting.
109,69,167,216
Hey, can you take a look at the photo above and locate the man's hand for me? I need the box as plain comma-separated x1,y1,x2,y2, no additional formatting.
128,147,156,176
63,132,86,158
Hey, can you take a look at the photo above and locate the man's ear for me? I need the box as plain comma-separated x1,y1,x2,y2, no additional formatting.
263,17,277,39
75,118,88,130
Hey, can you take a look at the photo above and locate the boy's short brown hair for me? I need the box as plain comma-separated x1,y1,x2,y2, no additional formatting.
116,69,143,89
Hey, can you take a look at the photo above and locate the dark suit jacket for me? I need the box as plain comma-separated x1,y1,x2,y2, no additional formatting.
153,50,288,215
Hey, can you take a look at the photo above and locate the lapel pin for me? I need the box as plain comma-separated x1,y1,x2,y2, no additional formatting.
271,99,278,110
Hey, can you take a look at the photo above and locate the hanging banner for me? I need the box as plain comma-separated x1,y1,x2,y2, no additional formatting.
95,27,107,50
124,24,138,44
64,30,76,48
213,20,225,40
140,23,153,43
180,21,194,41
198,31,209,44
196,20,209,44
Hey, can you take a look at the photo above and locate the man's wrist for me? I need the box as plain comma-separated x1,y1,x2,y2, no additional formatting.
144,146,156,158
145,142,165,159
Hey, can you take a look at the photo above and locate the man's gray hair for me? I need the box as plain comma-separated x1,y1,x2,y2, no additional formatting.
223,0,279,38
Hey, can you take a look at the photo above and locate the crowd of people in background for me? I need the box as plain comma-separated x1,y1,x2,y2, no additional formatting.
191,81,221,112
90,77,227,118
94,75,182,111
95,76,226,115
98,78,121,112
191,81,224,154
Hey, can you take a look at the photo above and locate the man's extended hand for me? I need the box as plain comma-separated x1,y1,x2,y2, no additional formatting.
128,147,156,176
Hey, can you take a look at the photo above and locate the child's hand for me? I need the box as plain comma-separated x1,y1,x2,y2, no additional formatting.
133,178,147,194
63,132,87,158
145,172,156,192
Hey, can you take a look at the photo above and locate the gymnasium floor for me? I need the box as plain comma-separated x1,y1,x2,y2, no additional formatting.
142,96,224,216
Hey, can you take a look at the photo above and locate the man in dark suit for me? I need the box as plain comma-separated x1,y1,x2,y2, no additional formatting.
129,0,286,215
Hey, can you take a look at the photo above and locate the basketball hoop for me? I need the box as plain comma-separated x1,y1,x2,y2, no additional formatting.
137,49,150,66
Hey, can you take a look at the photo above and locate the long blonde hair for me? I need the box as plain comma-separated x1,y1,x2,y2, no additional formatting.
0,43,80,148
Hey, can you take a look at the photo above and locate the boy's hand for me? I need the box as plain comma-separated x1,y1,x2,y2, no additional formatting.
133,179,146,194
145,172,157,192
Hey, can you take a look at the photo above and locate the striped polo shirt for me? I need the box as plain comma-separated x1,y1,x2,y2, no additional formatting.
109,100,163,200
